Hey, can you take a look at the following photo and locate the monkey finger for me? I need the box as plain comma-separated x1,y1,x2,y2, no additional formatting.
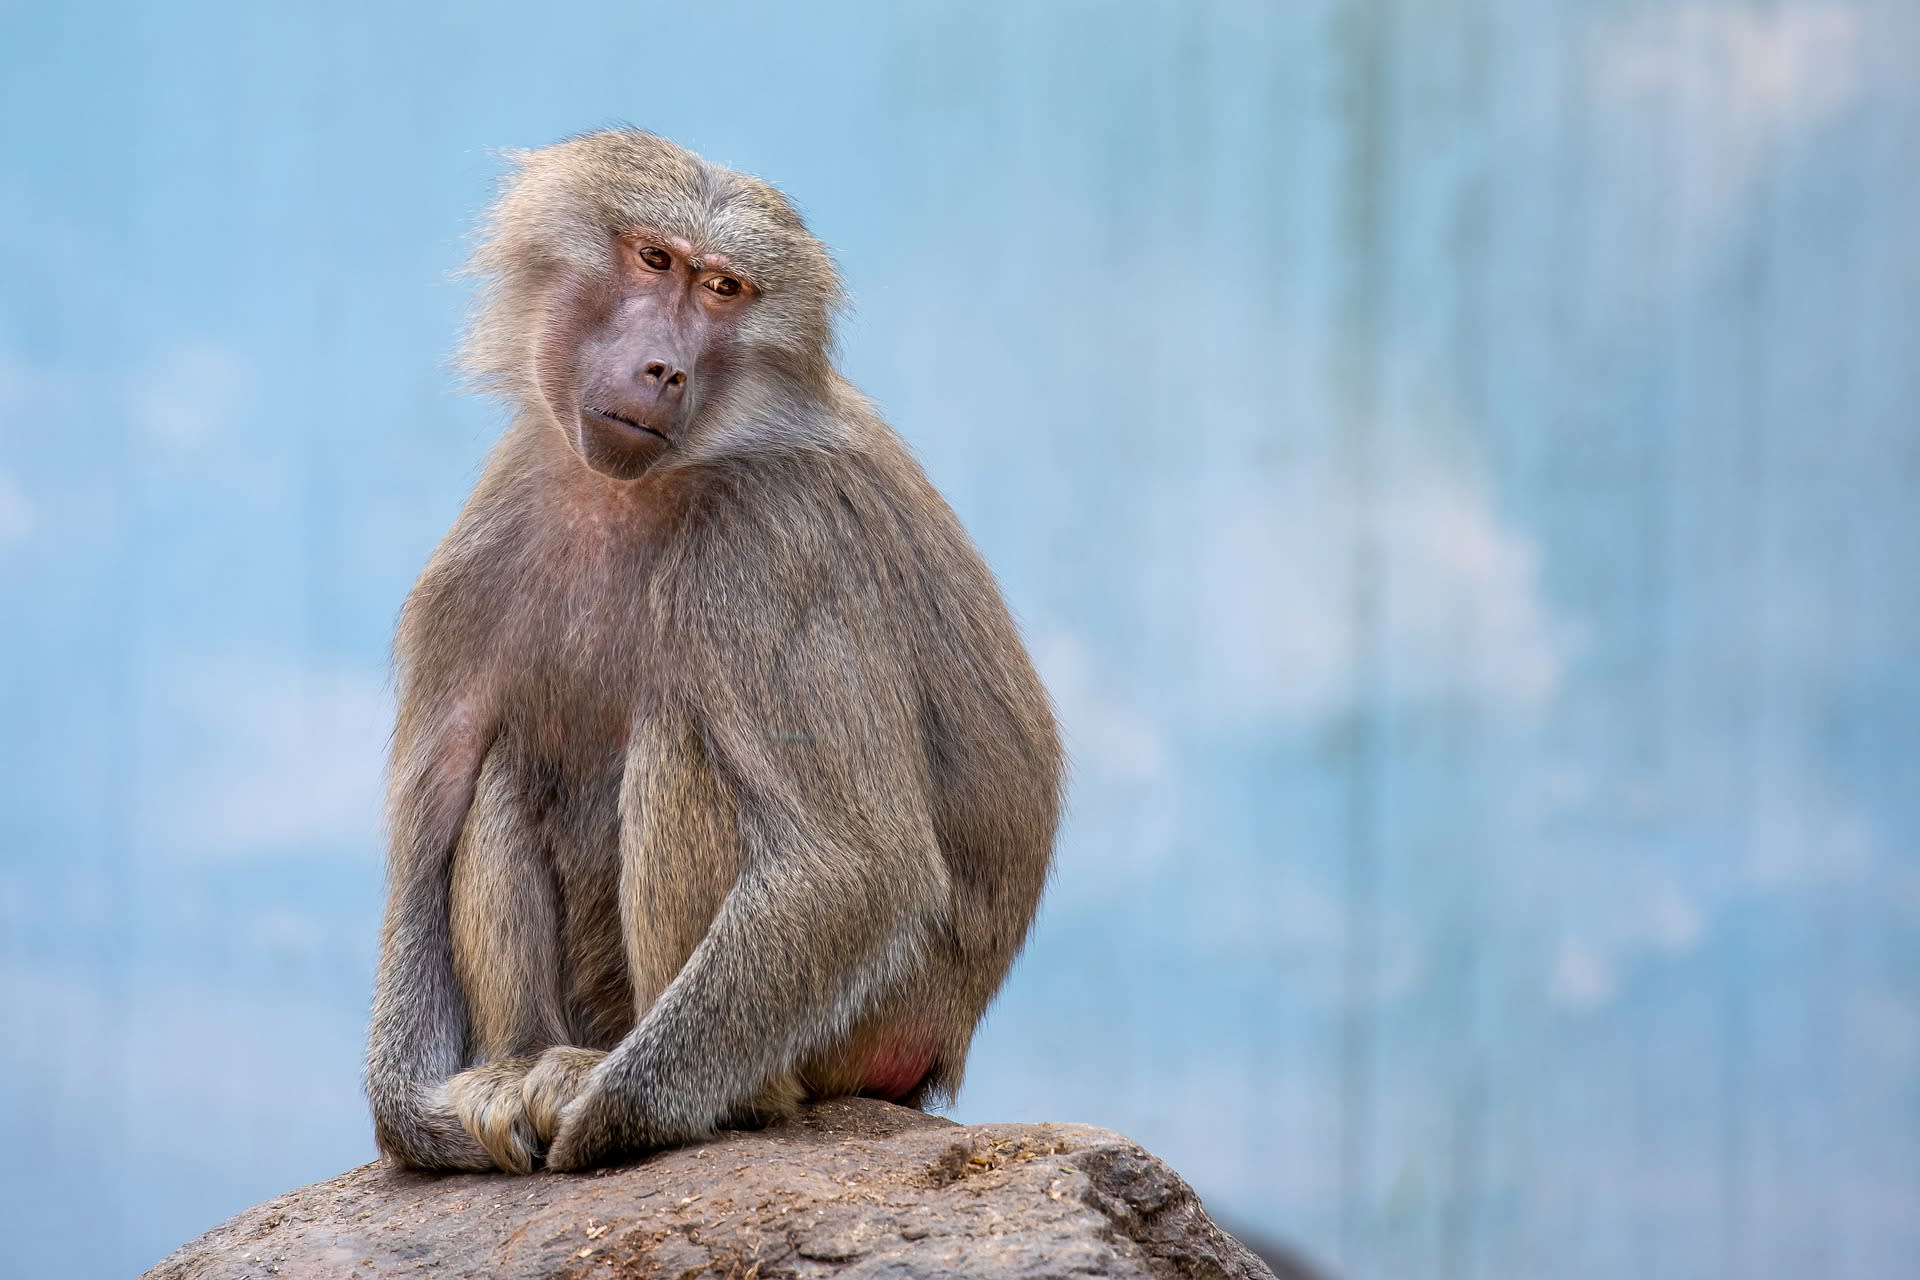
540,1097,595,1173
541,1087,626,1174
521,1045,607,1145
446,1061,541,1175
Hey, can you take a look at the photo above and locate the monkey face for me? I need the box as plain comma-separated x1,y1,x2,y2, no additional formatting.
541,229,756,481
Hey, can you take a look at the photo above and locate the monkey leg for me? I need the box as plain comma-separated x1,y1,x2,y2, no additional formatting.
443,743,569,1172
545,692,945,1172
591,715,808,1140
617,716,746,1014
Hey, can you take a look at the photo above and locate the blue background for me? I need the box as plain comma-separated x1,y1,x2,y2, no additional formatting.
3,3,1917,1277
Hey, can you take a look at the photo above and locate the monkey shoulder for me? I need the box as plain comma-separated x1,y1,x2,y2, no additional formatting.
669,445,1049,740
398,512,525,634
675,444,985,624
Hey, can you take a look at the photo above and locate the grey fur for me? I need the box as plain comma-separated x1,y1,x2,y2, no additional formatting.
365,130,1063,1174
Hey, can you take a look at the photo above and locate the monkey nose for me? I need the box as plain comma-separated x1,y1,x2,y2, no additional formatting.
637,359,690,401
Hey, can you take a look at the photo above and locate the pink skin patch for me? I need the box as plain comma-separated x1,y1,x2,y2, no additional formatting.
859,1034,937,1101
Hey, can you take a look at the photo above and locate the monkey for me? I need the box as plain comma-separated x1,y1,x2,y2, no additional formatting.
362,129,1063,1175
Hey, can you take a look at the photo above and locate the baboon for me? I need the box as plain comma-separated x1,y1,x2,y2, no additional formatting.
364,129,1063,1175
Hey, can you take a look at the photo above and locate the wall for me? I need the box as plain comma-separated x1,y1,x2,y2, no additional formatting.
2,3,1916,1277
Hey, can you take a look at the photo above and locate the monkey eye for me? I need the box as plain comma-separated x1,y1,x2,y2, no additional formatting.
704,276,742,298
637,246,671,271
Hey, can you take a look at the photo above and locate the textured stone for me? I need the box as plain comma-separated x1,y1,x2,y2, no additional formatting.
144,1098,1279,1279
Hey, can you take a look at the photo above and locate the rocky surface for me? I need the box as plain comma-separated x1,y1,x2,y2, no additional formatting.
144,1099,1278,1279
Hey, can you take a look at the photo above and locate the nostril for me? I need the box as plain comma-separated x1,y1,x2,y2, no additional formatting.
667,371,686,389
641,360,668,381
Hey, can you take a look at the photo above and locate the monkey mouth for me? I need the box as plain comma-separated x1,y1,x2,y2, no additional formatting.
585,406,672,445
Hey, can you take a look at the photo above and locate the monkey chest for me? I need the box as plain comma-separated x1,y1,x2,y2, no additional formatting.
495,552,660,751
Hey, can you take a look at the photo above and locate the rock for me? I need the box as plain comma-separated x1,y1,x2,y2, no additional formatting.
144,1098,1279,1279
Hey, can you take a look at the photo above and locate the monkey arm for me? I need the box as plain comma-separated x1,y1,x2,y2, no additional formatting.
546,592,949,1170
364,692,498,1168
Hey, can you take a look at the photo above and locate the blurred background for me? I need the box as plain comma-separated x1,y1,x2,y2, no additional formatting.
3,1,1917,1277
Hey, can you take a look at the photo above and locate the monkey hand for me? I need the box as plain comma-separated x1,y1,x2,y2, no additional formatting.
520,1045,606,1149
445,1060,542,1175
542,1068,668,1173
